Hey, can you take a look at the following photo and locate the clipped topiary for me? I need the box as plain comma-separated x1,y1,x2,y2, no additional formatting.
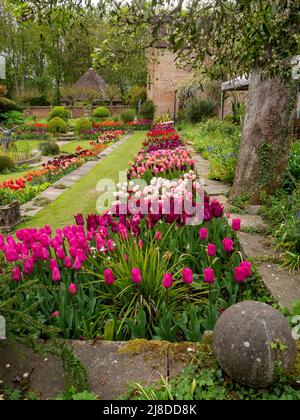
48,117,67,135
121,108,136,123
75,117,92,135
48,106,70,121
0,155,15,173
92,106,110,119
140,100,155,121
38,142,60,156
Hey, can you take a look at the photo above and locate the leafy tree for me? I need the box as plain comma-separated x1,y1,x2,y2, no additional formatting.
106,0,300,203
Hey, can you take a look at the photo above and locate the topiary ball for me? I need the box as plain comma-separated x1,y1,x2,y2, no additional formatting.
48,117,67,135
213,301,297,388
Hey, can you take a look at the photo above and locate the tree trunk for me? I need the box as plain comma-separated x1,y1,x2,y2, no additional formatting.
230,68,298,204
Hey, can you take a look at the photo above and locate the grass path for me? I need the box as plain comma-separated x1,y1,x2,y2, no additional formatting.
22,131,146,230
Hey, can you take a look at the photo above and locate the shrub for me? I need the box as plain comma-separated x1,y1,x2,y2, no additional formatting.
92,106,110,119
0,110,24,125
0,98,21,116
128,86,147,110
184,99,216,123
140,100,155,121
121,108,136,123
0,155,15,173
154,113,172,125
29,96,50,106
48,117,68,135
38,142,60,156
74,117,92,135
48,106,70,122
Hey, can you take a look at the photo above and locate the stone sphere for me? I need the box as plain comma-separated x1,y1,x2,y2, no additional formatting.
213,301,297,388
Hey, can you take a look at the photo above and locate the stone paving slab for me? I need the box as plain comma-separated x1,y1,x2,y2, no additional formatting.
38,187,65,201
52,178,75,188
258,263,300,308
204,179,231,196
238,232,277,260
21,207,44,217
0,342,64,400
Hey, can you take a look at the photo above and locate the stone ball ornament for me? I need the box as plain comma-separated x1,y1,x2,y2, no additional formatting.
213,301,297,388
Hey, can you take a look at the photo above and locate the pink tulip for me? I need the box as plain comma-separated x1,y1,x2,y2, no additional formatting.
240,261,252,278
182,267,193,284
234,266,246,283
12,267,22,281
69,283,78,296
138,239,143,249
104,268,115,285
73,257,82,271
56,247,65,259
207,243,216,257
155,231,162,241
162,273,173,288
199,227,208,240
64,256,72,268
50,258,58,270
52,267,61,282
232,218,241,231
107,239,116,252
51,310,59,318
131,268,142,284
123,253,129,261
222,238,234,253
203,268,215,284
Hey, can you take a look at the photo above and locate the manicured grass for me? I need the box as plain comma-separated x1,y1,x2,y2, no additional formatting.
0,168,30,184
22,131,146,229
60,140,94,154
15,140,42,153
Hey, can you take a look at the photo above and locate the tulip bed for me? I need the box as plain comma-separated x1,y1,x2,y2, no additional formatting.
0,124,267,341
0,142,108,206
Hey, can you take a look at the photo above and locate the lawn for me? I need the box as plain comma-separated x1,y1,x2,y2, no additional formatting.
22,131,146,229
59,140,94,154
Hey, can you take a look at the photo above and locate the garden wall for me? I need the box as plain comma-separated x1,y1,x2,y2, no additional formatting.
22,105,130,119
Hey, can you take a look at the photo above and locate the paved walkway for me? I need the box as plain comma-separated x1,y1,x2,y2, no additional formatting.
189,146,300,309
20,134,132,219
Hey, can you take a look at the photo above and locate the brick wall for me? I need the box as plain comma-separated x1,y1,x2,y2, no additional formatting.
23,105,130,119
147,48,191,117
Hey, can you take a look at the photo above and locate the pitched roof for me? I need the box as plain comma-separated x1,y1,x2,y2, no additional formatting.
74,68,107,97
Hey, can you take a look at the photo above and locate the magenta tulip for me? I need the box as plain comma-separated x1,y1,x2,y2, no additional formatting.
222,238,234,253
199,227,208,240
131,268,142,284
155,231,162,241
203,267,215,284
52,267,61,282
162,273,173,288
104,268,115,285
234,266,246,283
240,261,252,278
232,218,241,231
182,267,193,284
12,267,22,281
69,283,78,296
207,243,216,257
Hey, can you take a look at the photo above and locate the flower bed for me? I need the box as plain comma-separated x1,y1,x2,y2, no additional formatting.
11,123,50,141
0,143,108,206
0,124,263,342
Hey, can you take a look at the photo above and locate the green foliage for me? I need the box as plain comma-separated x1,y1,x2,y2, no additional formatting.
121,108,136,123
153,114,172,125
0,110,24,125
0,98,21,120
177,305,204,342
153,303,179,342
29,96,50,106
48,116,67,134
0,155,15,173
38,141,60,156
128,86,147,110
74,117,92,135
126,303,148,339
232,101,246,125
183,119,241,184
92,106,110,120
48,106,70,122
140,100,155,121
283,301,300,340
184,99,216,123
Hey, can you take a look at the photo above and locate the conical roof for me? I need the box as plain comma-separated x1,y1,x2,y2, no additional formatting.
74,68,107,98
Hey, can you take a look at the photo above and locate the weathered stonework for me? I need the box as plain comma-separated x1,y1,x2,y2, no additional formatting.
0,200,21,231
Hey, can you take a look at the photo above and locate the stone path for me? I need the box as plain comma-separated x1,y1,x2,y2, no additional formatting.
189,147,300,309
20,134,132,219
0,340,197,400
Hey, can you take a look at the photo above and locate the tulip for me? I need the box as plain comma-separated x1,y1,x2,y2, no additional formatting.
50,310,59,318
56,247,65,259
131,268,142,284
234,266,246,283
210,200,223,218
12,267,22,281
52,267,61,282
207,243,216,257
155,231,162,241
73,257,82,271
199,227,208,240
162,273,173,288
50,258,58,270
138,239,143,249
69,283,78,296
64,256,72,268
222,238,234,253
182,267,193,284
240,261,252,278
107,239,116,252
203,267,215,284
104,268,115,285
232,218,241,231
